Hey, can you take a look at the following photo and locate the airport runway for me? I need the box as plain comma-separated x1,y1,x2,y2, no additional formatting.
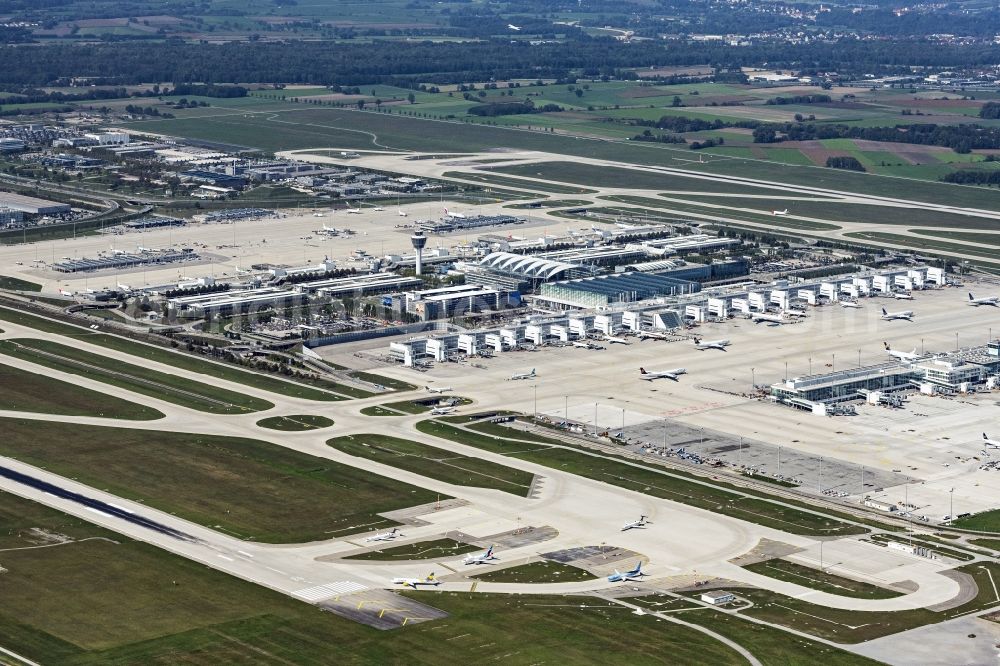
0,300,981,614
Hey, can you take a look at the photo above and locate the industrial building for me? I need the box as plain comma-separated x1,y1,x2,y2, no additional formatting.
294,273,422,298
418,214,524,233
0,207,24,228
53,249,198,273
168,286,305,318
534,272,701,310
0,192,71,216
123,216,185,230
405,284,509,321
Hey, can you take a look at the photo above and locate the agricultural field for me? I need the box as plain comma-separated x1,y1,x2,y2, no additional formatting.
0,418,441,543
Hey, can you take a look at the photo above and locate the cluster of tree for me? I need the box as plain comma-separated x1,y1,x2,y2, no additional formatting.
632,115,757,133
0,85,129,104
161,283,230,299
467,101,562,116
940,170,1000,186
123,103,172,117
755,121,1000,152
826,156,866,172
167,83,247,98
765,94,832,105
689,137,723,150
5,39,1000,87
980,102,1000,120
0,104,71,116
631,130,686,144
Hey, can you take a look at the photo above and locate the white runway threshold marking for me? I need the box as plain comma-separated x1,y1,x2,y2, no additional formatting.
294,581,368,601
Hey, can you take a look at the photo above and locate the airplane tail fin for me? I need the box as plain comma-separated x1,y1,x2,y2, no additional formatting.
882,307,888,315
694,337,700,344
883,341,890,351
970,293,975,301
639,367,647,374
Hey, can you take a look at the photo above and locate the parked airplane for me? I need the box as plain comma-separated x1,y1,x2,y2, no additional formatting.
894,291,914,300
608,562,647,583
430,406,456,415
639,367,686,381
968,292,1000,307
347,207,363,214
572,340,599,350
694,337,730,351
398,210,408,217
443,207,466,219
984,433,1000,449
371,206,384,212
840,300,862,309
116,282,132,292
621,515,649,531
507,23,521,31
462,545,498,565
313,212,325,217
881,307,914,321
425,385,453,394
604,335,630,345
772,209,788,216
366,528,402,542
884,342,919,362
636,330,670,341
508,368,536,380
392,573,440,588
751,312,786,325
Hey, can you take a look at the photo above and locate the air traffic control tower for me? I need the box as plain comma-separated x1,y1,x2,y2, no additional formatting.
410,229,428,275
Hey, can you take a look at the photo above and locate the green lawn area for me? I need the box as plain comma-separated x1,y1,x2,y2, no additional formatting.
0,418,440,543
910,229,1000,247
343,538,480,561
952,510,1000,532
348,371,415,392
0,363,162,420
0,275,41,291
490,160,790,195
969,538,1000,551
471,560,596,583
327,434,535,497
0,338,273,415
255,414,335,431
0,306,362,400
359,405,405,416
671,602,885,666
843,232,1000,262
744,558,902,599
443,170,594,194
731,561,1000,643
0,492,748,665
417,420,868,537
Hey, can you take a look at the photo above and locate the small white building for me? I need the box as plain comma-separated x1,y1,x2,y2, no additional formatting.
701,590,735,605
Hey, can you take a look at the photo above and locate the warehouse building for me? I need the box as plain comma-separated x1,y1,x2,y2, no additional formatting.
0,192,71,216
168,286,305,318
